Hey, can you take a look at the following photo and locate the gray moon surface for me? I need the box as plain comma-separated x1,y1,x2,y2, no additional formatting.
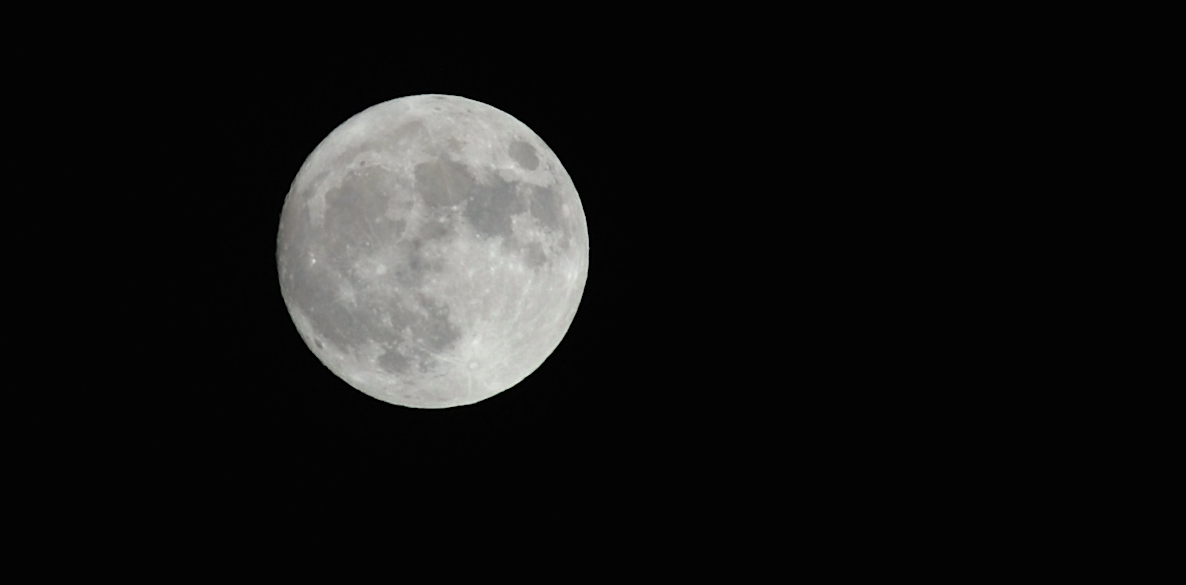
276,94,589,408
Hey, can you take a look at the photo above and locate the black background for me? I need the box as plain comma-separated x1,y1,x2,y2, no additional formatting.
15,14,1088,569
15,23,1051,570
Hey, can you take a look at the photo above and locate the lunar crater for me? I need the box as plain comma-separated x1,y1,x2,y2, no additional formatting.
508,140,539,170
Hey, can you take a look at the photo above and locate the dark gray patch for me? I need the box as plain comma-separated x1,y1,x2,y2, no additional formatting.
414,158,473,207
322,167,403,265
522,242,548,268
391,223,452,286
378,348,413,374
417,216,453,242
412,294,460,350
391,244,432,287
372,294,465,375
508,141,539,170
522,184,564,232
391,121,425,142
284,270,371,354
464,174,526,241
378,210,456,288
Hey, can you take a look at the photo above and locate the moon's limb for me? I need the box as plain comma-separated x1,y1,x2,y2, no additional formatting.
276,95,588,408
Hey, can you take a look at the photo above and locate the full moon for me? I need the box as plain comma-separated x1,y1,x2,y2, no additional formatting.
276,94,589,408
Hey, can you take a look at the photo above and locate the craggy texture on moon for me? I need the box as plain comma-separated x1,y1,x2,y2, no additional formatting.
276,95,589,408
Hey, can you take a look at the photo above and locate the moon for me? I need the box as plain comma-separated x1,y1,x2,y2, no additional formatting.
276,94,589,408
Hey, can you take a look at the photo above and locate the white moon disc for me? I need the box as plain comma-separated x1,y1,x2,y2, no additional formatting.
276,94,589,408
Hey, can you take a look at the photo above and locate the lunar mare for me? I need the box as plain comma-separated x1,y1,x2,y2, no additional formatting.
276,95,588,408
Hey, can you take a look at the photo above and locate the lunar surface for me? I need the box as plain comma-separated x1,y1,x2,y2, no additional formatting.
276,95,589,408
